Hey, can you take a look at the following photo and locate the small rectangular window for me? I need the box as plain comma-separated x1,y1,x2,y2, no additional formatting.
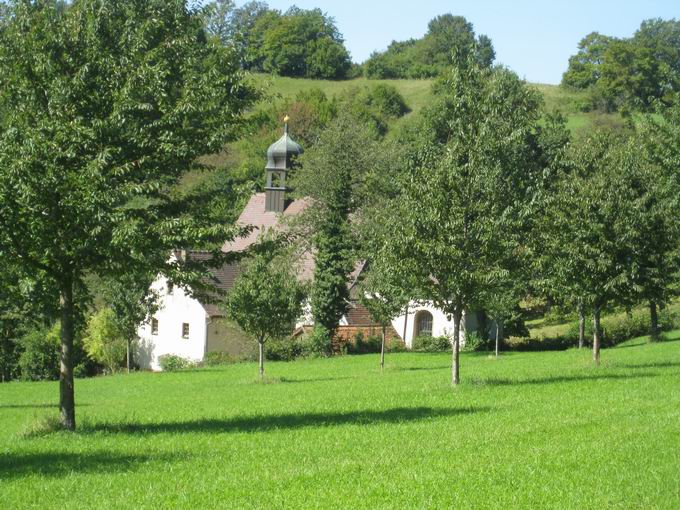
151,318,159,335
182,323,190,339
167,282,174,295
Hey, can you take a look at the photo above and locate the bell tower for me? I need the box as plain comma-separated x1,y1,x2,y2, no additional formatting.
265,115,303,213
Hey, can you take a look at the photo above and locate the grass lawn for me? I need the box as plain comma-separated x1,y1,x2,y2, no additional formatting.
2,334,679,509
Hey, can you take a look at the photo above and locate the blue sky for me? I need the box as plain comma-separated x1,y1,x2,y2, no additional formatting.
242,0,679,84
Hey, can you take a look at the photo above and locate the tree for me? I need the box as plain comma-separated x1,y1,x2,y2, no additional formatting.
294,111,393,346
93,272,159,371
258,8,350,79
540,134,642,364
636,103,680,338
562,32,614,89
225,241,306,378
382,59,545,385
83,308,126,373
202,0,236,45
0,0,254,430
356,259,409,372
364,14,494,79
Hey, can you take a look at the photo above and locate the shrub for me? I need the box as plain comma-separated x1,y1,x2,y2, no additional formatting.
463,332,493,352
511,306,680,352
202,351,235,367
387,339,408,353
265,338,304,362
412,334,451,352
305,326,333,357
158,354,194,372
346,332,382,355
83,308,127,374
17,324,61,381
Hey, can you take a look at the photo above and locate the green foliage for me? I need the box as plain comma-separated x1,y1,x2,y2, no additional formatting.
295,112,393,336
412,335,451,352
158,354,195,372
225,239,306,346
463,332,492,352
0,0,255,425
213,3,351,79
304,325,334,358
562,19,680,111
562,32,614,90
346,332,382,355
341,84,410,136
377,58,547,381
538,130,678,349
202,351,236,366
17,324,61,381
364,14,494,79
512,307,680,351
83,309,127,374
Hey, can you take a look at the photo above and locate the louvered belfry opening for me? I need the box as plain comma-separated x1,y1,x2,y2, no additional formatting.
264,117,303,213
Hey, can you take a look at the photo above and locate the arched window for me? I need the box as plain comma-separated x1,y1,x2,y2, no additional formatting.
415,311,433,337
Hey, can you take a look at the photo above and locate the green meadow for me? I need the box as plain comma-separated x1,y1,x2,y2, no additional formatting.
252,73,623,136
2,333,679,509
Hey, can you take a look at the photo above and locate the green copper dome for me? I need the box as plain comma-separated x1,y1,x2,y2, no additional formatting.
266,122,303,171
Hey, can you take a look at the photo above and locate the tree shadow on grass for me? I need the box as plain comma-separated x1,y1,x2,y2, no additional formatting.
0,403,89,410
82,406,489,436
0,451,179,480
475,371,659,387
395,365,450,372
278,376,352,384
614,360,680,370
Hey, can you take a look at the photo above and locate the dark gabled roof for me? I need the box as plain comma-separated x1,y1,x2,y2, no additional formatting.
180,251,242,318
345,302,375,327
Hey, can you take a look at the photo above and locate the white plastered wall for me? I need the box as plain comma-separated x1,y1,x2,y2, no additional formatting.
137,275,208,371
391,301,467,348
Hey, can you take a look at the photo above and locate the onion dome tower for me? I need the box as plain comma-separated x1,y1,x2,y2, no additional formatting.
265,115,303,213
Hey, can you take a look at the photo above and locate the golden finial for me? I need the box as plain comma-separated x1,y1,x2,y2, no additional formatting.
284,115,290,123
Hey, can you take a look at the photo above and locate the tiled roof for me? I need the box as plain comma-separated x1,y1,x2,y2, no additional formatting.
195,192,365,317
181,251,242,318
221,193,309,253
345,302,375,326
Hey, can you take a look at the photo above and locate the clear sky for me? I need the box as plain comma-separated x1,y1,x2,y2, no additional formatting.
240,0,679,84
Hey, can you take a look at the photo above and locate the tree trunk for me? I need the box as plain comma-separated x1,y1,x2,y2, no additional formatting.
578,301,585,349
495,321,500,358
59,279,76,431
451,308,462,386
402,304,409,344
126,338,131,374
592,307,602,366
649,301,659,341
258,339,265,379
380,325,386,373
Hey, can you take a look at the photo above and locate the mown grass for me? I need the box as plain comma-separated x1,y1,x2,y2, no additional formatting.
1,334,679,509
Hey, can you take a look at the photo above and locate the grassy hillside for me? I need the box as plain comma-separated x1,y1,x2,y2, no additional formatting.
2,335,679,508
252,73,623,136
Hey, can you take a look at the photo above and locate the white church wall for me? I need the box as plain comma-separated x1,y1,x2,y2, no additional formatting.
391,302,466,348
137,276,208,371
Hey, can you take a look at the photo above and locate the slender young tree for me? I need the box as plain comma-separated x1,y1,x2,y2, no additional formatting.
0,0,254,429
357,265,409,372
225,241,306,378
383,57,546,385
